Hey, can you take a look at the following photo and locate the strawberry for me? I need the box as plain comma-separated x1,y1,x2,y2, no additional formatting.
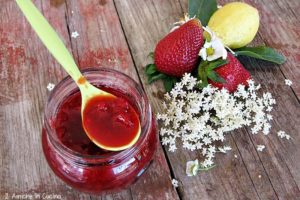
198,53,251,93
154,19,204,77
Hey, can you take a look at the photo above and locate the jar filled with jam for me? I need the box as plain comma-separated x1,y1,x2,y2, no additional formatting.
42,68,158,194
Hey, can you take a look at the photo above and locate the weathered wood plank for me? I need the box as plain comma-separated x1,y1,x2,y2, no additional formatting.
239,53,300,199
245,0,300,99
92,190,132,200
219,0,300,198
64,0,136,77
0,0,90,199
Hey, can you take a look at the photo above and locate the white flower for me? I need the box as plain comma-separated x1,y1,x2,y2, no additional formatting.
202,158,214,168
218,146,232,153
171,179,179,187
278,130,285,138
285,79,293,86
266,114,273,121
199,27,227,61
157,74,290,175
277,130,291,140
47,83,55,91
186,159,200,176
257,145,265,152
169,145,177,152
199,40,227,61
71,31,79,38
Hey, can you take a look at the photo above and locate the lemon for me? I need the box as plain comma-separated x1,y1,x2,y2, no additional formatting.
208,2,260,49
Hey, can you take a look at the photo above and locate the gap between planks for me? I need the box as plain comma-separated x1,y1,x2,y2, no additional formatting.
112,0,183,199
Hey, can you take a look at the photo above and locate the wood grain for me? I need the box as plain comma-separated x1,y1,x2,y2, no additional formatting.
220,0,300,199
1,0,300,199
246,0,300,99
0,0,90,199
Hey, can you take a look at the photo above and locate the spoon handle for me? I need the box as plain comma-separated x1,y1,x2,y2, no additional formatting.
16,0,82,83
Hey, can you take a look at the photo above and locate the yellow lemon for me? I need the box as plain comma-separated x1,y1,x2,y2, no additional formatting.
208,2,260,49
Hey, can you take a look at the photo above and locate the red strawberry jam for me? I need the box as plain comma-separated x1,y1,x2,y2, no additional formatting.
83,95,140,150
42,68,157,194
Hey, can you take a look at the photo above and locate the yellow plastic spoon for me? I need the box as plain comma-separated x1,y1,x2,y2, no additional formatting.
16,0,140,151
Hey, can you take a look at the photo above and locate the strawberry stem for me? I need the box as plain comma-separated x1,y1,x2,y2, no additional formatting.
197,59,228,88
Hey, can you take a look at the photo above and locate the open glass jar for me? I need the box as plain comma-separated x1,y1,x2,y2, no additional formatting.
42,68,158,194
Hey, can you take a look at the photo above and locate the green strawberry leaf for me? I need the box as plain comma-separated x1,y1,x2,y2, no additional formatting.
234,46,286,64
207,70,225,83
144,59,178,92
206,59,228,71
148,52,154,59
145,64,157,75
148,73,167,84
188,0,217,26
197,61,209,88
144,63,178,91
163,76,177,92
197,59,228,88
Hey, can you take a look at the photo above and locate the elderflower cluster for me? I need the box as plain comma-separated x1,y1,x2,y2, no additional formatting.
158,73,277,169
277,130,291,140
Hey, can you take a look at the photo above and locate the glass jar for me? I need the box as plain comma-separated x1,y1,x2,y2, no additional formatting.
42,68,158,194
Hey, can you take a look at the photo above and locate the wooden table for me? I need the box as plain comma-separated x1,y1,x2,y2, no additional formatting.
1,0,299,199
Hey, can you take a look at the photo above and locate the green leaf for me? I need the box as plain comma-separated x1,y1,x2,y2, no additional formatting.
188,0,217,26
197,59,228,87
148,73,167,84
148,52,154,59
207,71,225,83
163,76,177,92
199,164,216,171
197,61,209,88
145,64,157,75
144,62,176,89
235,46,286,64
206,59,228,71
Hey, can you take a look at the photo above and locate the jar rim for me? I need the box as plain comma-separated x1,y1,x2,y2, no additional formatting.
44,68,152,164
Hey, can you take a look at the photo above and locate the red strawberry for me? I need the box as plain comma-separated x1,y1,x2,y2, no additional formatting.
208,53,251,93
154,19,203,77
